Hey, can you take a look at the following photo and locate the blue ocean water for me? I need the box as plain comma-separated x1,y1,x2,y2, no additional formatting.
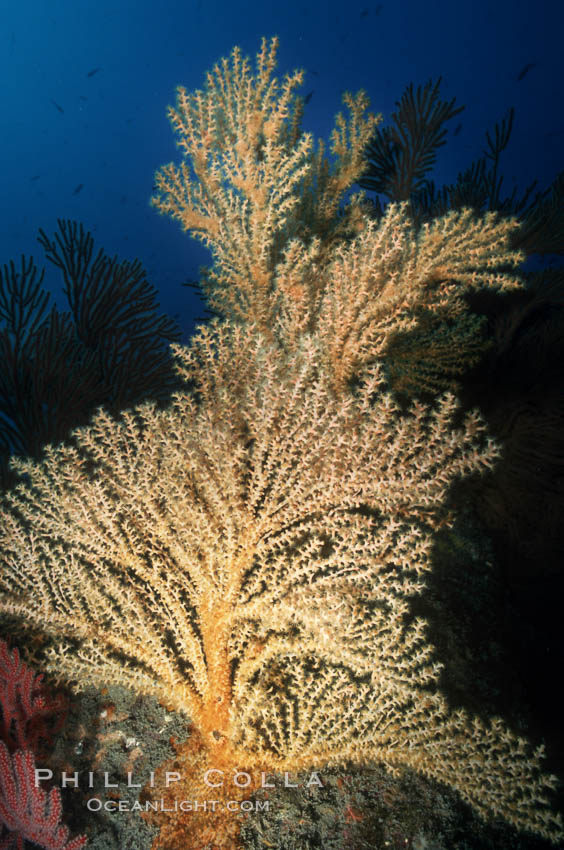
2,0,562,341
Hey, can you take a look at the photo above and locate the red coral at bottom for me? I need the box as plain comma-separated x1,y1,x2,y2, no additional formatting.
0,741,86,850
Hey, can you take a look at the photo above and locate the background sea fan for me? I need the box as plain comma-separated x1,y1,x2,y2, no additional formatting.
0,221,180,489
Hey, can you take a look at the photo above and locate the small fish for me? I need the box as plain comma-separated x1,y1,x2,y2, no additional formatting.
453,123,462,136
374,3,383,14
79,95,88,101
87,67,101,77
360,7,369,16
50,99,64,113
72,183,84,195
30,175,41,181
304,90,314,105
517,61,537,81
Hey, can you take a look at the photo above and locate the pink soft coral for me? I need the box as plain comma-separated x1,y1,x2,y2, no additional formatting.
0,641,86,849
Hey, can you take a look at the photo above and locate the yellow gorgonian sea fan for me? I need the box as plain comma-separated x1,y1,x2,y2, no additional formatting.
1,38,561,850
152,37,523,395
0,323,561,844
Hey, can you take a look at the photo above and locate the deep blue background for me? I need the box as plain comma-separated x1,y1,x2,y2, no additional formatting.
2,0,562,342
